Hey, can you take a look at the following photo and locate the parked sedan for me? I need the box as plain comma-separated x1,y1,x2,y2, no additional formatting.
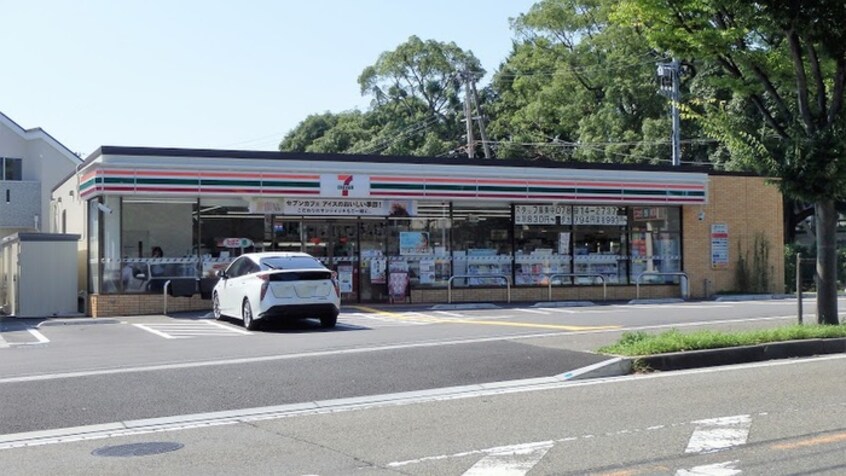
212,252,340,330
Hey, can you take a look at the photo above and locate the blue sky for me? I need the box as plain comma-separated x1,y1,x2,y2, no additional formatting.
1,1,537,157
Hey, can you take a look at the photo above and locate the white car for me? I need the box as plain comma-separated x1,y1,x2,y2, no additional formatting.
212,252,340,330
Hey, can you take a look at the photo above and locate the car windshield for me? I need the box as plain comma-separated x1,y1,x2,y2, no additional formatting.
260,256,325,271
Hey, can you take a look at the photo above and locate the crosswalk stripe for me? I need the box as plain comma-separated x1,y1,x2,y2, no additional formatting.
461,441,554,476
685,415,751,454
676,460,741,475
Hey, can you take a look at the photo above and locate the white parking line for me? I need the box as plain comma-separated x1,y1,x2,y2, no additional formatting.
133,324,183,339
433,311,464,318
133,321,251,339
0,333,8,349
515,309,550,315
26,329,49,344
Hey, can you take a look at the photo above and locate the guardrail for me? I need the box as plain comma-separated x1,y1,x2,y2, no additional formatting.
546,273,607,301
448,274,511,304
635,272,689,300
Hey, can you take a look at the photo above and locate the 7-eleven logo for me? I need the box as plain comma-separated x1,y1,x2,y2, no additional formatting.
337,175,354,196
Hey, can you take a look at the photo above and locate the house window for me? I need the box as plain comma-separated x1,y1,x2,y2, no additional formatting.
2,157,23,180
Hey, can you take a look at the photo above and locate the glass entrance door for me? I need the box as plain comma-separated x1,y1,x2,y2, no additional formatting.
303,220,359,303
358,219,388,302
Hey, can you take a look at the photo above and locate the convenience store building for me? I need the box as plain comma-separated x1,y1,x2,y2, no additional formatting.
51,146,784,317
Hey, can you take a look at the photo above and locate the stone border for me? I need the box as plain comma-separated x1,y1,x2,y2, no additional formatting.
634,338,846,372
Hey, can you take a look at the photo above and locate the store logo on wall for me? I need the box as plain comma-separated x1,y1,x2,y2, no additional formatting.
321,174,370,197
338,175,354,196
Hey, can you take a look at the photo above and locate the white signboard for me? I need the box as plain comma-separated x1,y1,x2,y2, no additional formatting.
337,264,354,293
558,232,570,254
220,238,253,249
570,206,627,226
711,223,729,269
248,198,285,214
283,199,416,216
515,204,572,225
515,204,557,225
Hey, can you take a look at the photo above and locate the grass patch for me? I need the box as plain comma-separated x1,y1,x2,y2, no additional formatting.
598,325,846,356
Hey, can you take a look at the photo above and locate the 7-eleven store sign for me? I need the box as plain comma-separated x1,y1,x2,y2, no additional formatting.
320,174,370,198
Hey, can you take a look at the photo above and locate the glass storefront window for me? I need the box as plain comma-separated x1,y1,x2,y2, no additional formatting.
388,215,452,291
514,204,572,285
570,206,629,284
451,203,511,287
629,207,681,284
199,198,264,280
111,198,200,293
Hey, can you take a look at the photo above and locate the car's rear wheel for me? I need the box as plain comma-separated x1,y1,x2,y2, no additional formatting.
320,313,337,329
212,292,222,320
242,299,258,331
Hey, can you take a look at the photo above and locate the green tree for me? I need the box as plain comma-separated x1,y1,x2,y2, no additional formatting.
488,0,717,163
358,35,483,121
281,36,482,156
615,0,846,324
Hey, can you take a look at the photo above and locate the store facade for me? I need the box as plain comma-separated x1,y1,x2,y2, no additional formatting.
52,146,784,317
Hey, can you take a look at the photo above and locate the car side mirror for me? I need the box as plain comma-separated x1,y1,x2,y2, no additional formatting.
216,269,227,279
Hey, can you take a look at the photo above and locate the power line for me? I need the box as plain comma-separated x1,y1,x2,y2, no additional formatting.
494,56,670,79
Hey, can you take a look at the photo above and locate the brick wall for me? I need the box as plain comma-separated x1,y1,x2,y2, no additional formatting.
682,175,784,297
89,293,211,317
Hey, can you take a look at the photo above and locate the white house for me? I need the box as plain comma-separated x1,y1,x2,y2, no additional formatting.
0,111,82,238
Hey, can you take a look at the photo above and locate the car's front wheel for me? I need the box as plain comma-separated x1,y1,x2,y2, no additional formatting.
242,299,258,331
320,313,338,329
212,292,223,320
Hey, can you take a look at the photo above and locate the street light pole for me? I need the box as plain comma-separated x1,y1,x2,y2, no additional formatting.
658,59,682,166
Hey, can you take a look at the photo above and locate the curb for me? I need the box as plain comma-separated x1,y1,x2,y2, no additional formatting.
635,337,846,372
714,294,793,302
557,357,631,380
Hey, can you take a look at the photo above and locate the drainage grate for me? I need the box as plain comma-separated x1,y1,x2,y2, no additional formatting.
92,442,184,457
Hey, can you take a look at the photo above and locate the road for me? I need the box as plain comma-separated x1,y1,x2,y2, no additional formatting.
0,297,842,474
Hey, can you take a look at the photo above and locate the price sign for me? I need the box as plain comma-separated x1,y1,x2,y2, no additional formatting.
515,204,557,225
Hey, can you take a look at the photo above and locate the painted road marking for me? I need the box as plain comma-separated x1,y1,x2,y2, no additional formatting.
133,321,250,339
353,306,620,332
515,308,550,315
433,311,465,318
0,328,50,347
0,314,821,385
771,431,846,450
341,313,428,327
685,415,751,454
461,441,554,476
0,350,840,453
676,461,741,476
26,329,49,344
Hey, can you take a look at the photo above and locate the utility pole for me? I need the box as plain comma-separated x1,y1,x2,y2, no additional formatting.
463,69,476,159
469,77,493,159
657,59,682,166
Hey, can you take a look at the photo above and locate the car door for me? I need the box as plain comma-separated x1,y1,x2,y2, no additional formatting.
219,258,246,316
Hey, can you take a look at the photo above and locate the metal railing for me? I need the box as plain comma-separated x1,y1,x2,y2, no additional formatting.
546,273,607,301
635,272,689,300
448,274,511,304
162,279,200,314
163,280,172,315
